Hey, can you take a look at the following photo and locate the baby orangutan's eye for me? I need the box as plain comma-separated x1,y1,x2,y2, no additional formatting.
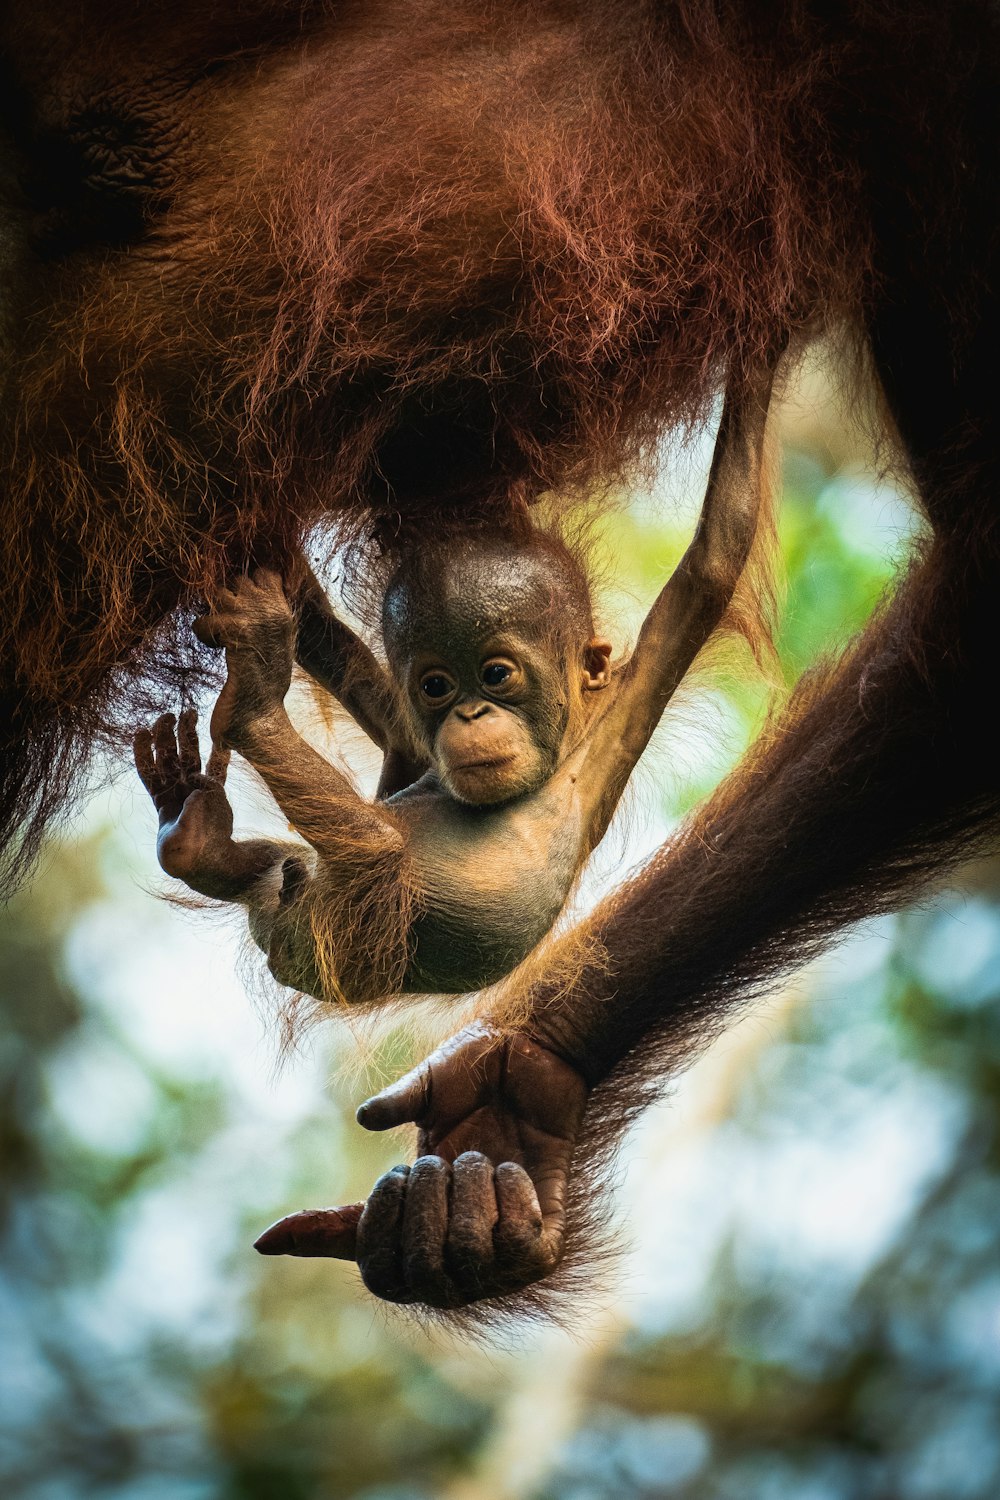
482,659,516,689
420,671,456,702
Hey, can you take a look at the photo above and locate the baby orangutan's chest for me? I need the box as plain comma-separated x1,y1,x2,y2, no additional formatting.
400,791,584,994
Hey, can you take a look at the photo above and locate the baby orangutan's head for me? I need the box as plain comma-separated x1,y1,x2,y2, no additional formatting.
382,534,612,806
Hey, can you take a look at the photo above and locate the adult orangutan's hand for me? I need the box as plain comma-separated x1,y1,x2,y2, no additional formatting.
254,1023,588,1307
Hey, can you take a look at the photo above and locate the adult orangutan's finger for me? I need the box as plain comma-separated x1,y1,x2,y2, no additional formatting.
152,712,181,783
356,1165,411,1302
532,1162,571,1255
133,728,161,795
493,1162,553,1278
401,1156,456,1306
253,1202,362,1258
177,708,201,776
356,1063,430,1131
447,1152,499,1291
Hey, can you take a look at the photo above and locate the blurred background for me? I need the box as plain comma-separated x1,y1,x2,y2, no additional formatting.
4,346,1000,1500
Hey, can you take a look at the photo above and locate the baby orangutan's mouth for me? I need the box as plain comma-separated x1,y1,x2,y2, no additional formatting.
451,754,517,772
445,753,528,807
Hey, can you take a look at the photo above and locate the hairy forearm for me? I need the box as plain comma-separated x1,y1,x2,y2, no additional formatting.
237,708,401,856
527,534,1000,1087
295,586,425,760
595,360,775,786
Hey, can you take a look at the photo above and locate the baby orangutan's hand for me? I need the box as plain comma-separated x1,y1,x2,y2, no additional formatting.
194,568,295,748
253,1023,588,1309
134,709,237,897
134,708,276,901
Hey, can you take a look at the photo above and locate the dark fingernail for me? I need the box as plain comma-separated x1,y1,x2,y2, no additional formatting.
254,1223,295,1255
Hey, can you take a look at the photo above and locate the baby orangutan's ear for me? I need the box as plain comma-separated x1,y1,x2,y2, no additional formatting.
581,637,613,690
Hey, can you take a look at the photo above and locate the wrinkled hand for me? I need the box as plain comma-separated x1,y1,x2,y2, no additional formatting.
254,1023,588,1308
194,568,295,748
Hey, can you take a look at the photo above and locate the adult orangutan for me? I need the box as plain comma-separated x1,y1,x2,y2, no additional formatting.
2,2,998,1318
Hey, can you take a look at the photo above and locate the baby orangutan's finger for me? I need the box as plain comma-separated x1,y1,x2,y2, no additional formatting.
446,1152,499,1294
205,741,230,783
244,568,292,620
493,1162,555,1283
177,708,202,776
152,712,182,783
133,727,161,796
253,1202,363,1258
356,1164,412,1302
192,613,227,649
207,584,240,611
400,1156,456,1307
251,566,284,594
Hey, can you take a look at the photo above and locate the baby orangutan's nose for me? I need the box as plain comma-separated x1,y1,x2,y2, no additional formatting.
454,699,491,722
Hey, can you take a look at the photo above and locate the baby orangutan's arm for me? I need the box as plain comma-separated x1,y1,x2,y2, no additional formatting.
581,346,783,846
254,1023,588,1309
197,569,404,862
293,562,428,795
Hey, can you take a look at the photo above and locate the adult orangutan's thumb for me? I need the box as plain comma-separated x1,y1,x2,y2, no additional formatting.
355,1062,430,1131
254,1202,363,1258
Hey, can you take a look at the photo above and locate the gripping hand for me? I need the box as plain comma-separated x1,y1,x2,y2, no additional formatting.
254,1024,588,1309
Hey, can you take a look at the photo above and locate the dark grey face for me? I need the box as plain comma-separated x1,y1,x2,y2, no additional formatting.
382,542,585,804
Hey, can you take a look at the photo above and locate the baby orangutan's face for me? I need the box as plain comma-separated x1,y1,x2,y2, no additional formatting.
412,632,566,805
383,544,610,806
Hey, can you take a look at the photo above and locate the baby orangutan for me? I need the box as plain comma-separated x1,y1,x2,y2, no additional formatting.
135,356,778,1008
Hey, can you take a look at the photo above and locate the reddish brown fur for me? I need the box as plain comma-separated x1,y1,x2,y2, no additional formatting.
2,0,858,886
